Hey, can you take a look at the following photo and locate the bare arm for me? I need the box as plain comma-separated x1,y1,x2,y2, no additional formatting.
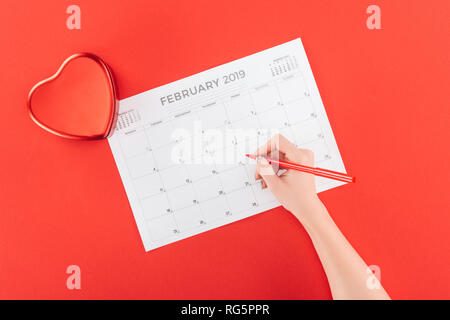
254,134,390,300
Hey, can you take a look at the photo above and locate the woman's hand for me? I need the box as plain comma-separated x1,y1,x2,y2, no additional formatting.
253,134,323,226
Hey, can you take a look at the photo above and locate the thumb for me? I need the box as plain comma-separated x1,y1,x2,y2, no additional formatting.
256,157,283,190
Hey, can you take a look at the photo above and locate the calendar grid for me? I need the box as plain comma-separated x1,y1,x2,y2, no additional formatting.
141,127,182,238
246,82,270,206
214,100,240,218
108,39,348,250
118,73,336,241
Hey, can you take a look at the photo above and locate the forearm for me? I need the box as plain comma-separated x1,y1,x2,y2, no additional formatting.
295,199,390,300
253,134,389,299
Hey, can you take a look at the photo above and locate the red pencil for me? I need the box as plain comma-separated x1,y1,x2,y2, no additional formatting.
246,154,355,183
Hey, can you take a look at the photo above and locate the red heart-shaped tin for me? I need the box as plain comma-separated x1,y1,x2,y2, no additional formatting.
28,53,117,140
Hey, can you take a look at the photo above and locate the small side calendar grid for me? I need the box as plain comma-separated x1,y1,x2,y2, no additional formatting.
116,72,336,245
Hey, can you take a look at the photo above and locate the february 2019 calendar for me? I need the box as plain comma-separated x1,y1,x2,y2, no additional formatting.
108,38,347,251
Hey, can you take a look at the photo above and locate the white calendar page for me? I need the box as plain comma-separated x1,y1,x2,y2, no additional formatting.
108,38,347,251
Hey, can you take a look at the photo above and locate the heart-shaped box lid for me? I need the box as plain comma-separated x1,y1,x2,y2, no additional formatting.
28,53,118,140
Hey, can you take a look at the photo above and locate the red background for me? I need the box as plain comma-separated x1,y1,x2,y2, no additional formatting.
1,0,449,299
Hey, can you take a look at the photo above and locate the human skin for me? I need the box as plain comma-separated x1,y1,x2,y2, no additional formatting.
253,134,390,300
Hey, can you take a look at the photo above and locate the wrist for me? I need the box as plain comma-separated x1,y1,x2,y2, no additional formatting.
291,196,330,234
